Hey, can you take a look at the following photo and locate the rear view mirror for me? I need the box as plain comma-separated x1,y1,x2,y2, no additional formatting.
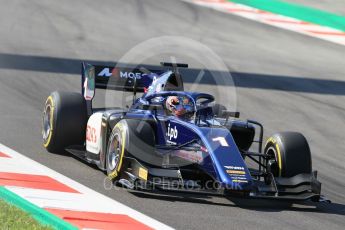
82,63,95,101
222,111,240,118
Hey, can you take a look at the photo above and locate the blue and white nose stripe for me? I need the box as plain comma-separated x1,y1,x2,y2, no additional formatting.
199,127,252,190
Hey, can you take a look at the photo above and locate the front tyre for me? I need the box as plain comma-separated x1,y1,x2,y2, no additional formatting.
106,119,155,181
106,121,127,180
264,132,312,177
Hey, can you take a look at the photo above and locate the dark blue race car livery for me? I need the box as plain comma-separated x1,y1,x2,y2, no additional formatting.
42,62,326,202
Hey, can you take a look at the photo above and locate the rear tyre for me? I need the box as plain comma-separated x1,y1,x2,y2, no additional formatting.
264,132,312,177
42,91,87,153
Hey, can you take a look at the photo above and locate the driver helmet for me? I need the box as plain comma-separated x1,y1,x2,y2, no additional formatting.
166,96,195,119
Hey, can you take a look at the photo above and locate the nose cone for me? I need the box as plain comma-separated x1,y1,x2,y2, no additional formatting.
220,166,253,191
199,127,253,190
221,178,254,191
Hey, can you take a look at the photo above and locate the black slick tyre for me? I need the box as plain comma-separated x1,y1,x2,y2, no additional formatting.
264,132,312,177
42,91,87,153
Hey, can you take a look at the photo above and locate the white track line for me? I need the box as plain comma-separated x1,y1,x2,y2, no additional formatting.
0,143,173,230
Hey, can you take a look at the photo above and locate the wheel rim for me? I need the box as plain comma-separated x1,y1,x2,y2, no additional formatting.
266,146,280,176
266,147,277,159
42,104,52,142
108,133,121,171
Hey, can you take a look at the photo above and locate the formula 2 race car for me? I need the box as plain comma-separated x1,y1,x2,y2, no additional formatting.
42,62,325,202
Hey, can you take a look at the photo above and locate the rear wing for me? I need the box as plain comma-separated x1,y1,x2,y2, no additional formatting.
81,62,187,115
81,62,187,102
81,62,165,99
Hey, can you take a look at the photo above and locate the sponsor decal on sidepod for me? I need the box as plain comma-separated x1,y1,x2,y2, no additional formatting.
166,123,178,145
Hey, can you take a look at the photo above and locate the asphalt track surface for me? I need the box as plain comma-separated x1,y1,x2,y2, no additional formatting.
0,0,344,229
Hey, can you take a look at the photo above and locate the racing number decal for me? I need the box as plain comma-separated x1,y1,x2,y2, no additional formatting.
212,137,229,147
86,125,97,143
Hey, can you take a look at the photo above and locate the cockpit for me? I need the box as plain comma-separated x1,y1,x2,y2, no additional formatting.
140,90,221,126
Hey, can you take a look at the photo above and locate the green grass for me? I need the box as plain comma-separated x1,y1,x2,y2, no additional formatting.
0,199,53,230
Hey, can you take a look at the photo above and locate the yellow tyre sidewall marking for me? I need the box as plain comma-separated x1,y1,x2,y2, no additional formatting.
275,143,282,177
265,136,276,146
108,122,126,180
266,136,283,177
43,96,54,148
